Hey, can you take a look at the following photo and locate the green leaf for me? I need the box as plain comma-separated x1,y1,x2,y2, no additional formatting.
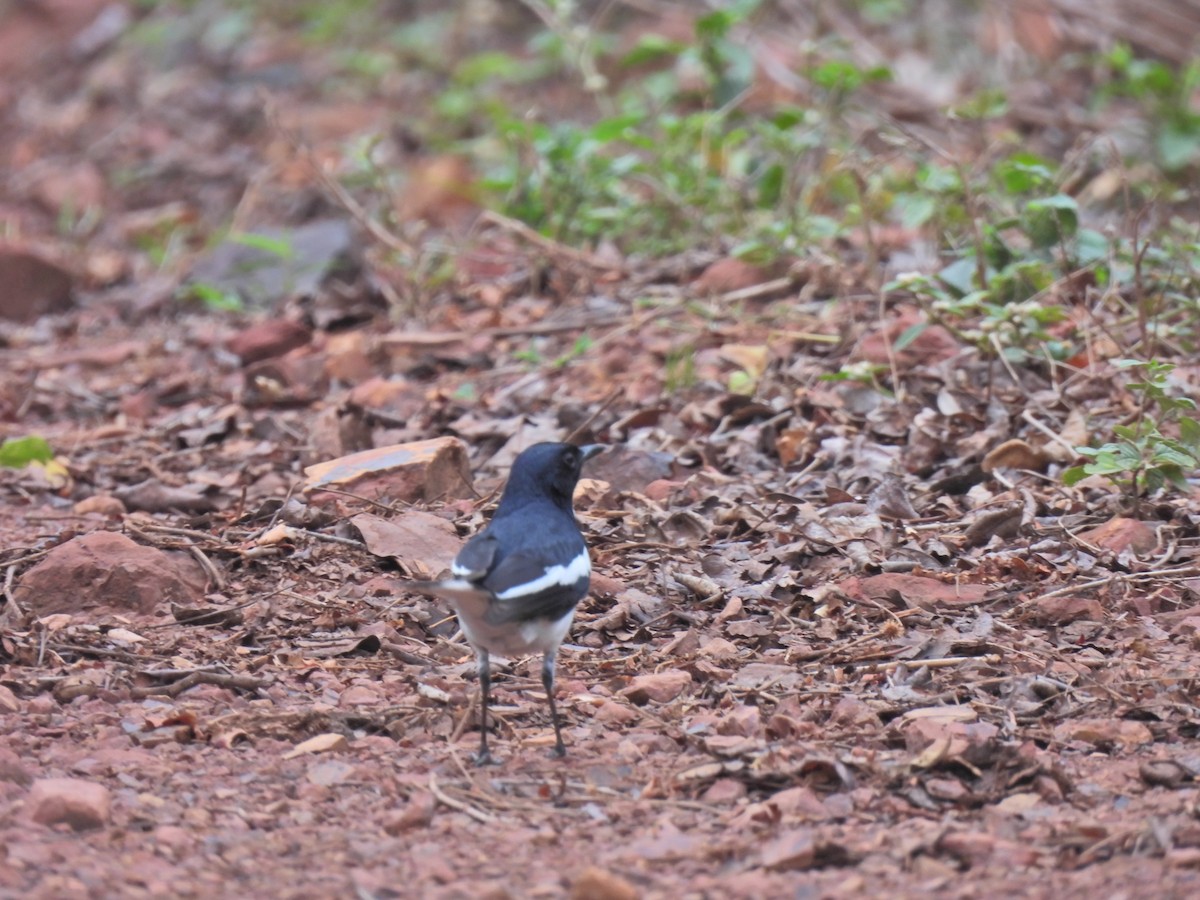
893,193,937,229
893,321,928,351
1075,228,1109,265
695,10,735,40
455,51,526,87
190,282,244,312
621,34,685,67
728,369,756,395
590,114,644,143
938,257,978,295
1180,416,1200,452
997,155,1055,194
1158,120,1200,171
0,435,53,468
230,232,293,259
1023,194,1078,247
1063,465,1096,486
756,162,785,206
1151,443,1197,468
1160,464,1192,490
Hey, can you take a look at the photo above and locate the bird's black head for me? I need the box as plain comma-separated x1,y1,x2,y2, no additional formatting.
497,442,604,512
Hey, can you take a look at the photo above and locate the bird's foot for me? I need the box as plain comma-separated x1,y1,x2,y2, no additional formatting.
472,749,500,767
547,743,567,760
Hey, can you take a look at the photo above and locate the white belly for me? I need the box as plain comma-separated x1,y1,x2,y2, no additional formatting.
459,608,577,658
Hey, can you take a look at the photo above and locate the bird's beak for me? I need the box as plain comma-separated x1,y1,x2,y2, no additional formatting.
579,444,606,462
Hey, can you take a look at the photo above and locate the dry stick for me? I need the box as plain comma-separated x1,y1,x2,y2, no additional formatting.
1019,565,1200,610
876,285,906,403
1020,409,1082,459
129,520,231,545
850,654,1003,672
1,564,22,625
302,486,403,515
428,773,497,824
270,107,418,259
718,276,795,304
445,749,552,816
188,544,225,592
565,386,622,445
300,530,366,550
130,671,268,700
478,209,616,271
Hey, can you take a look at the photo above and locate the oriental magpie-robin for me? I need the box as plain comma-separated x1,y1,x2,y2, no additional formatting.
411,441,603,764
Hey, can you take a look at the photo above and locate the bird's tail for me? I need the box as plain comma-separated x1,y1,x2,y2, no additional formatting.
408,579,491,622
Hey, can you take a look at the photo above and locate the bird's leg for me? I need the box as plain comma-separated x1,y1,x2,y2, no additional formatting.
542,652,566,759
474,650,497,767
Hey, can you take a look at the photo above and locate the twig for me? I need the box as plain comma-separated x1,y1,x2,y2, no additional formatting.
478,209,617,271
1018,566,1200,610
1020,409,1082,458
428,773,497,824
850,654,1003,672
128,521,231,544
130,671,268,699
1,563,22,625
714,276,795,304
565,387,622,445
303,531,367,549
188,544,225,591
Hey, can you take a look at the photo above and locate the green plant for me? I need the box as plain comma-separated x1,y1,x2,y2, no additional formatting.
0,436,53,468
664,345,697,393
188,282,244,312
1099,44,1200,172
1064,360,1200,499
882,149,1115,365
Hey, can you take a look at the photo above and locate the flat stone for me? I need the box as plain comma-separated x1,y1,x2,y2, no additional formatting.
226,318,312,365
305,437,473,508
0,243,74,322
620,669,692,705
26,778,111,831
13,531,205,617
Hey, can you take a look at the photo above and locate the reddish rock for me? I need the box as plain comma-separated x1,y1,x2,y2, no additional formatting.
242,351,330,406
592,700,640,725
337,684,382,707
1053,718,1153,749
701,778,747,804
31,161,107,216
620,669,692,705
1078,517,1158,556
383,792,436,835
761,827,816,871
226,318,312,365
644,479,684,503
569,866,640,900
693,257,772,294
26,778,112,831
1031,595,1104,625
844,573,990,611
0,242,75,322
857,307,959,368
73,495,126,518
12,531,205,617
0,747,33,786
305,437,474,508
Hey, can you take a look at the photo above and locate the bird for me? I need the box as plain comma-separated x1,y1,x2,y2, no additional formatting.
410,441,604,765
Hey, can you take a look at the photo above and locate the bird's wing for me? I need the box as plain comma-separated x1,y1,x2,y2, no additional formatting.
481,540,590,625
451,531,499,581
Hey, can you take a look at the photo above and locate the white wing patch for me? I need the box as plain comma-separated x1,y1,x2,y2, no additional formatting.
450,561,474,577
495,550,590,601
